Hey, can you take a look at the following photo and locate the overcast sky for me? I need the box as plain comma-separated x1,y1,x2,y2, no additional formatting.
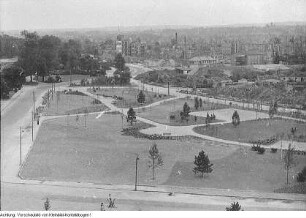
1,0,306,31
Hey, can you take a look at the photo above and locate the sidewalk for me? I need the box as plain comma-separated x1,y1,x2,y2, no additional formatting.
5,177,306,202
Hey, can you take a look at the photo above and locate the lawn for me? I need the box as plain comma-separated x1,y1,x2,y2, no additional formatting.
164,147,306,192
20,114,237,186
193,118,306,144
137,98,227,126
45,91,109,116
89,87,173,108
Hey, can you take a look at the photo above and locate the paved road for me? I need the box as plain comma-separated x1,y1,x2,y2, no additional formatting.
1,68,306,210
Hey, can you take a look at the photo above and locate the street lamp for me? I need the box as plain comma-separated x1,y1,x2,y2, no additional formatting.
135,155,140,191
19,127,25,166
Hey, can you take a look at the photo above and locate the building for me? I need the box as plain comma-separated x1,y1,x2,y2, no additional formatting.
189,56,218,66
115,40,123,54
175,66,191,74
246,53,265,65
232,54,247,66
122,40,130,56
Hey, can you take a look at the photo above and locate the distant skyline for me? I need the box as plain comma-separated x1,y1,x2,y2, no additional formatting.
1,0,306,31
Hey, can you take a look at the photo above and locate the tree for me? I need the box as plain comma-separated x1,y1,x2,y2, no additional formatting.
180,102,191,122
148,143,163,180
60,39,81,75
19,31,40,81
137,90,146,104
194,97,199,110
127,107,136,125
232,110,240,127
113,68,131,85
193,150,213,178
79,54,100,74
283,143,295,185
0,79,9,99
114,53,125,71
268,100,278,119
1,66,24,95
38,35,61,81
199,98,203,108
226,202,242,211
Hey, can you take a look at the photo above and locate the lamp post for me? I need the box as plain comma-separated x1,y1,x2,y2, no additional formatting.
19,127,23,166
135,155,139,191
31,111,34,141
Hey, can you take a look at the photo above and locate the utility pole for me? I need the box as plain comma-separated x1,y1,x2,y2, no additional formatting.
121,108,124,129
167,82,170,96
135,155,139,191
33,91,36,114
70,69,72,86
20,127,22,166
31,111,33,141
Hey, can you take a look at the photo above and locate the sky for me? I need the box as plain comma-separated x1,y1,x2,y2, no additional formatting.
1,0,306,31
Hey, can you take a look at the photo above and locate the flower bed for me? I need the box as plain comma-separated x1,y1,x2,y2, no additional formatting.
249,135,278,145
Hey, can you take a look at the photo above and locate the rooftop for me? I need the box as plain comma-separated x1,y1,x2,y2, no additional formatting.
189,56,217,62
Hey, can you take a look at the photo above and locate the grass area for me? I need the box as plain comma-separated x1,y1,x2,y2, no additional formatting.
193,118,306,144
164,147,306,192
89,87,172,108
45,92,109,116
20,114,236,186
138,98,227,126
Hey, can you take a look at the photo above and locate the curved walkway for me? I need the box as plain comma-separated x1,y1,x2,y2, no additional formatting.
58,86,306,152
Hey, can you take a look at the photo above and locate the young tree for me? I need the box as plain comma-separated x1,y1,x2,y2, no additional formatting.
180,102,191,122
226,202,242,211
199,98,203,108
106,194,116,208
268,100,278,119
44,198,51,211
193,150,213,178
127,107,136,125
206,113,211,125
194,97,199,110
232,110,240,127
137,90,146,104
148,143,163,180
284,144,295,185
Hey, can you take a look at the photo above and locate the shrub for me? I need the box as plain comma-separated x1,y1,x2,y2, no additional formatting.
92,99,101,104
251,144,260,151
257,147,265,154
226,202,242,211
296,172,305,183
169,114,176,120
302,166,306,177
45,76,56,83
271,148,277,153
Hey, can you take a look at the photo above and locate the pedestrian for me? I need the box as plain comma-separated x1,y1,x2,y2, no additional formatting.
100,203,105,211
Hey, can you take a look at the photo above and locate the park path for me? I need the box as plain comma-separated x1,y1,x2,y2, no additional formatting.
56,85,306,152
